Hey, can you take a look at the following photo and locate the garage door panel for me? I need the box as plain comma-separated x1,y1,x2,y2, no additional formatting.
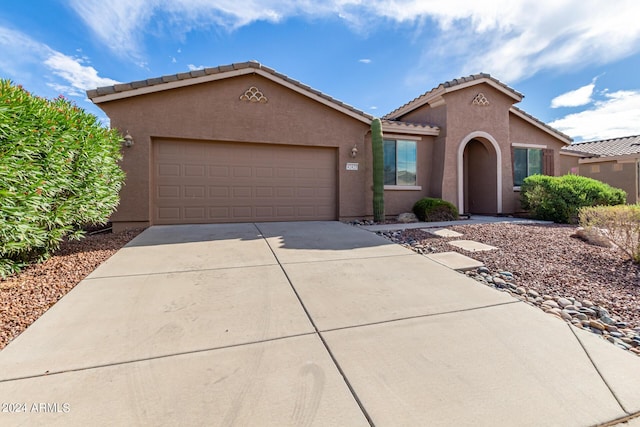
153,140,337,224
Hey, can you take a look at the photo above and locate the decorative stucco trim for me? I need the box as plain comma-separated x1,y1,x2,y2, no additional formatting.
472,93,490,106
457,131,503,214
240,86,268,103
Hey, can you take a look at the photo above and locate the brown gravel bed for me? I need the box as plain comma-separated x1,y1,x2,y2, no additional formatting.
381,223,640,329
0,229,143,350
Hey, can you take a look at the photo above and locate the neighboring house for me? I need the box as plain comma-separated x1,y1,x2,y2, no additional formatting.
87,61,571,231
560,135,640,204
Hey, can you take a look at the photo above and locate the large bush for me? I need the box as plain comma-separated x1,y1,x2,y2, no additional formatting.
413,197,459,222
0,80,125,277
520,174,626,224
579,204,640,263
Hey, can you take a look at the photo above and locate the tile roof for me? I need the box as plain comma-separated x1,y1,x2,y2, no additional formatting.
87,61,439,135
383,73,524,120
561,135,640,158
87,60,375,122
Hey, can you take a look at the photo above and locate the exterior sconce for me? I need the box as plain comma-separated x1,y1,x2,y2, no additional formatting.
123,131,134,148
350,144,358,158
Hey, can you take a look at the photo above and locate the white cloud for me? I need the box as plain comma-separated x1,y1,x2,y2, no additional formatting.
549,90,640,141
359,58,372,64
187,64,205,71
0,25,119,101
67,1,640,84
44,52,120,93
551,79,597,108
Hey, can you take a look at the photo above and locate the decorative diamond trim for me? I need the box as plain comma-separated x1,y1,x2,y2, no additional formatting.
240,86,268,103
472,92,489,106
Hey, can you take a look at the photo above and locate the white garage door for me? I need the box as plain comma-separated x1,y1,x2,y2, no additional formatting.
152,139,337,224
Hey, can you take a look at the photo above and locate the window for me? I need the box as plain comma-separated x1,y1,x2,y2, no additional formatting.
513,147,542,186
383,139,417,186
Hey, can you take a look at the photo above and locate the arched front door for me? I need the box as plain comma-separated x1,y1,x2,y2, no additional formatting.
457,132,502,215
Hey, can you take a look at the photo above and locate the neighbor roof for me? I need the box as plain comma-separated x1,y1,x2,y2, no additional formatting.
560,135,640,158
383,73,524,120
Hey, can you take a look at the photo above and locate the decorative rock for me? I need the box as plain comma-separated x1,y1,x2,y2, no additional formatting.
600,315,615,325
574,227,611,247
493,277,506,287
605,324,619,333
574,313,588,321
573,300,583,308
564,305,577,311
579,307,597,317
542,300,560,309
589,320,606,331
615,322,628,329
582,299,594,308
527,289,540,298
397,212,418,223
557,298,572,308
560,310,573,321
543,295,554,301
478,266,490,274
515,287,526,295
609,331,624,338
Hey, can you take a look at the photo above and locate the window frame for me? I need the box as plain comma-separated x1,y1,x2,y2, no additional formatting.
512,144,546,189
382,139,421,190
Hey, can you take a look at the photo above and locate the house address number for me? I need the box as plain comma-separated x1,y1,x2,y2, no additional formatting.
346,163,359,171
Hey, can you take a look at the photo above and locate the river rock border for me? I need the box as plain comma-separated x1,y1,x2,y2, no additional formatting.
371,228,640,357
465,267,640,356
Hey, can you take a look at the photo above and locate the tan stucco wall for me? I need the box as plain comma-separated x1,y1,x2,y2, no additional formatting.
559,153,580,174
561,154,638,204
99,74,374,225
577,160,637,204
399,85,516,214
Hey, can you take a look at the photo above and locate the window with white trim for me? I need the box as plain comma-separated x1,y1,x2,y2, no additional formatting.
383,139,417,186
513,147,542,186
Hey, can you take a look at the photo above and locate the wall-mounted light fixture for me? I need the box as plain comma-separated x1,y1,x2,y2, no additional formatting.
350,144,358,158
123,131,134,148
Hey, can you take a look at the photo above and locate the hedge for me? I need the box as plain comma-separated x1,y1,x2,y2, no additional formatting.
520,174,626,224
0,80,125,277
413,197,459,222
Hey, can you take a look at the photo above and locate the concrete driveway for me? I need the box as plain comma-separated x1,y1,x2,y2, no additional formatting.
1,221,639,426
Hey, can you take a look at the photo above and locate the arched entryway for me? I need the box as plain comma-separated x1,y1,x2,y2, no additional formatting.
457,132,502,215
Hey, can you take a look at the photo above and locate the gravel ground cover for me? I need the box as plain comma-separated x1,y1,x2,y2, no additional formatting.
378,222,640,332
0,229,143,350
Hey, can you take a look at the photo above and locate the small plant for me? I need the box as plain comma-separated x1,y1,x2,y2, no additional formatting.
579,204,640,263
521,174,626,224
413,197,459,222
0,80,125,277
371,118,384,222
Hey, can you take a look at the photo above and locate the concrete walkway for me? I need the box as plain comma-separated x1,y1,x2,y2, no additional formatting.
1,221,639,426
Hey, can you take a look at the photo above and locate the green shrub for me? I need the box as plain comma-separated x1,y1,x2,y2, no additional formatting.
579,204,640,263
521,174,626,224
413,197,459,222
0,80,125,277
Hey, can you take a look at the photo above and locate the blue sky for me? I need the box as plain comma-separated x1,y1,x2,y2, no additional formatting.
2,1,640,142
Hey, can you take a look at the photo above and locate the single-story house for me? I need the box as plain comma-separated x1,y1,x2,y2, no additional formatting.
560,135,640,204
87,61,572,231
